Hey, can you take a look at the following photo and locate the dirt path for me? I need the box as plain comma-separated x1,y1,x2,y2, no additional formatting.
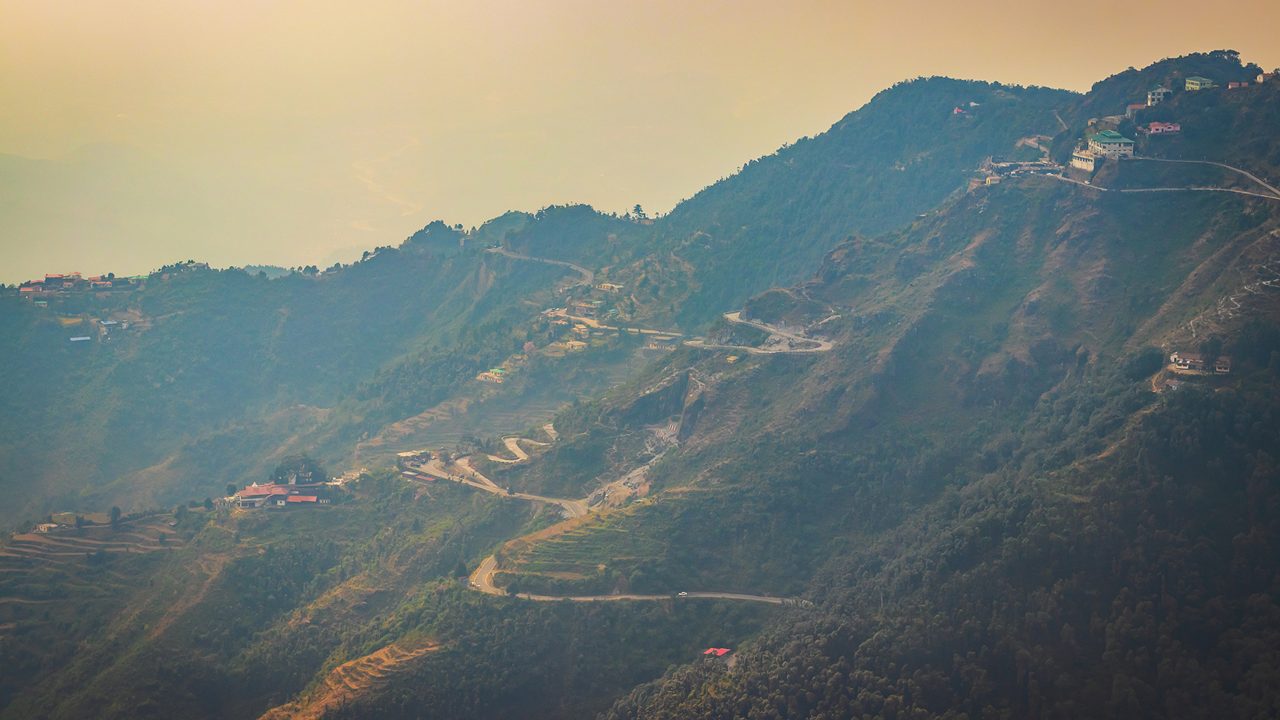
486,436,533,464
146,553,230,641
405,455,587,519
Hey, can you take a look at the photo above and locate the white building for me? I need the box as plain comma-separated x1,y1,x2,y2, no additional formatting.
1088,131,1135,159
1071,150,1099,172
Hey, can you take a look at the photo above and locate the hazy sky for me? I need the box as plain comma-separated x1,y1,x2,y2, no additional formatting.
3,0,1278,282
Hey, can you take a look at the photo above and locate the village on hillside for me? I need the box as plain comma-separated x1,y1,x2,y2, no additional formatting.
968,66,1278,186
473,264,682,387
4,261,216,345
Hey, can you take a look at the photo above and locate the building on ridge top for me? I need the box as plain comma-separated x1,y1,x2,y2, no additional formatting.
1088,130,1135,159
1185,76,1216,91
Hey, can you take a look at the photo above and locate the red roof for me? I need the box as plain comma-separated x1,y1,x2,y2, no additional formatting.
702,648,732,657
239,483,289,498
286,495,318,503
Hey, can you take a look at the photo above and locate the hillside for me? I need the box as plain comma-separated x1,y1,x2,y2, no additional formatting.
3,50,1280,720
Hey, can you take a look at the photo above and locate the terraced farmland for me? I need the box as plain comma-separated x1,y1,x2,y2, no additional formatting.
497,503,668,592
0,516,184,625
259,639,440,720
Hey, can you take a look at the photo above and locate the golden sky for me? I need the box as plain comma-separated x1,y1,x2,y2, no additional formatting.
2,0,1278,281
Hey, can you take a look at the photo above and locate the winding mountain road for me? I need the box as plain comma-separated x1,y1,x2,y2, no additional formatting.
1133,157,1280,199
403,431,806,606
485,247,595,285
683,312,835,354
468,552,798,606
1046,172,1280,201
405,452,587,518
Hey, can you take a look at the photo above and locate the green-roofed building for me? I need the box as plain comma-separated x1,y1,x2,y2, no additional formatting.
1088,130,1135,158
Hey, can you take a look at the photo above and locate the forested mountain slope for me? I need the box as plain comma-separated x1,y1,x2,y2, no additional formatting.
3,51,1280,720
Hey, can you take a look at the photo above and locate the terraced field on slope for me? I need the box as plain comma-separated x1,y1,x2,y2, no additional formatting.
258,639,441,720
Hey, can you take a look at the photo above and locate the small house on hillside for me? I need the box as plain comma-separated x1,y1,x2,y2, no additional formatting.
1147,86,1172,106
1185,76,1216,91
1125,103,1146,119
1260,72,1276,84
645,338,678,351
1143,122,1181,135
1170,352,1231,374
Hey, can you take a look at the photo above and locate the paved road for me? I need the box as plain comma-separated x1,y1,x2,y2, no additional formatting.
1132,157,1280,199
683,312,835,354
468,553,802,606
486,247,595,285
1045,173,1280,202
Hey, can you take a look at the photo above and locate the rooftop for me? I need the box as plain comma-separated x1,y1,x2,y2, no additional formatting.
1090,130,1133,144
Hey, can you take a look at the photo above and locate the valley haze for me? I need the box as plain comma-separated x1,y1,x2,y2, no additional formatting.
2,7,1280,720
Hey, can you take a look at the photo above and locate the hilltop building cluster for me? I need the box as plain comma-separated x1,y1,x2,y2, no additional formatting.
1169,351,1232,375
1067,67,1277,176
234,480,337,509
232,460,341,510
17,272,143,298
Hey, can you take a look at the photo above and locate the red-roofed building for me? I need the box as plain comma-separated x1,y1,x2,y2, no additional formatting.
237,482,333,508
1144,122,1181,135
238,483,288,498
702,648,732,657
